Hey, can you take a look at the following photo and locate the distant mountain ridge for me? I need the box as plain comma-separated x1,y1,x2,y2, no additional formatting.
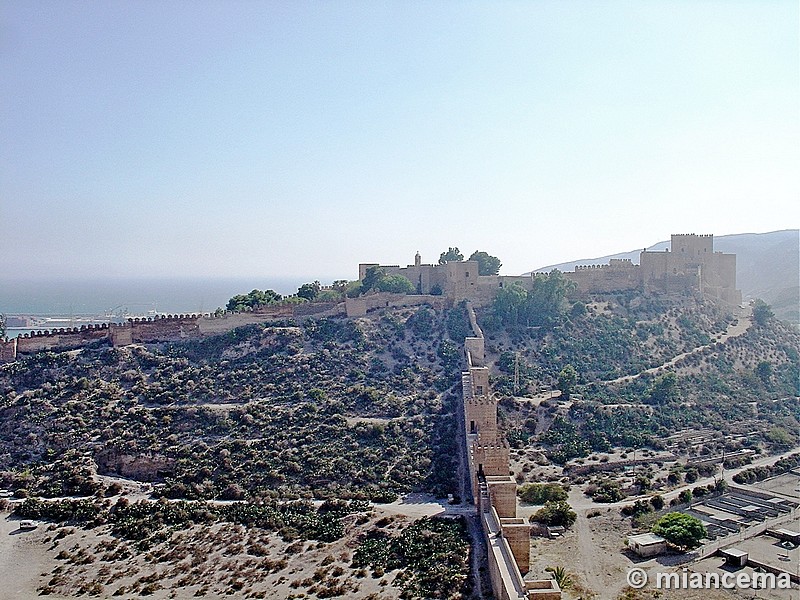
528,230,799,323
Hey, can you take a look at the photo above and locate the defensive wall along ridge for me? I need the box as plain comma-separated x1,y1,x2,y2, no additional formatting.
0,292,450,364
0,301,341,363
461,302,562,600
2,233,740,365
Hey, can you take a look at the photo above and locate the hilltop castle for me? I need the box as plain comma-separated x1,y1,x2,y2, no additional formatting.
359,233,741,305
1,233,740,365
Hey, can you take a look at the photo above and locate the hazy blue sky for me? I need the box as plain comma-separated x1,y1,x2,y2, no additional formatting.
1,1,797,281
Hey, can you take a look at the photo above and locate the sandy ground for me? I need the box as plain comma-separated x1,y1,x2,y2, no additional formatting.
0,514,54,600
519,471,800,600
0,495,478,600
0,508,405,600
525,504,758,600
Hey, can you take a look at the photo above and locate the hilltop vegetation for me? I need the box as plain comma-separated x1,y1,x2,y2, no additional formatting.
481,290,799,467
0,307,468,503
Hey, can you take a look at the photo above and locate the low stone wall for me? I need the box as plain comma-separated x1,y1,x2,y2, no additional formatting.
345,293,448,317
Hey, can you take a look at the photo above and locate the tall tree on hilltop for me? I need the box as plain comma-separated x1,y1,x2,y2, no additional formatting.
297,281,321,301
376,275,415,294
752,299,774,326
361,266,386,292
438,247,464,264
526,270,575,325
225,289,282,311
493,283,528,327
469,251,502,275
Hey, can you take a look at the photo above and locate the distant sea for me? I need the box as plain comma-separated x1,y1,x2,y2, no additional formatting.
0,276,311,318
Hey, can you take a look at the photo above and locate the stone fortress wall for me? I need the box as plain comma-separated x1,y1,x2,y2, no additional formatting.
565,258,641,294
0,301,344,364
14,323,112,354
461,302,561,600
2,234,740,368
361,233,741,306
564,234,741,303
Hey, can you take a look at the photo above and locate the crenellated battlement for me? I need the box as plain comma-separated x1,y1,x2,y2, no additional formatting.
574,258,635,271
1,299,349,362
18,323,111,339
128,313,200,323
459,300,546,597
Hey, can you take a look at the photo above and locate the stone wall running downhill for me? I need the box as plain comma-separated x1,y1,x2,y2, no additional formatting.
460,302,561,600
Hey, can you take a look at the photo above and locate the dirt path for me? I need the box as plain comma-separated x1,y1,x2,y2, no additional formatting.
464,514,488,599
572,508,630,599
607,304,753,385
0,514,56,600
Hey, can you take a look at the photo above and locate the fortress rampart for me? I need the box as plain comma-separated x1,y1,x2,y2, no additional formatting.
0,290,455,364
364,236,740,307
564,258,642,294
560,235,741,303
639,234,741,304
0,300,349,364
13,323,111,354
460,302,561,599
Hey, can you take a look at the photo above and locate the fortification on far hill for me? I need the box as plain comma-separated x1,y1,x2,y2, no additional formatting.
639,234,740,304
361,234,741,305
564,234,741,304
1,233,740,365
